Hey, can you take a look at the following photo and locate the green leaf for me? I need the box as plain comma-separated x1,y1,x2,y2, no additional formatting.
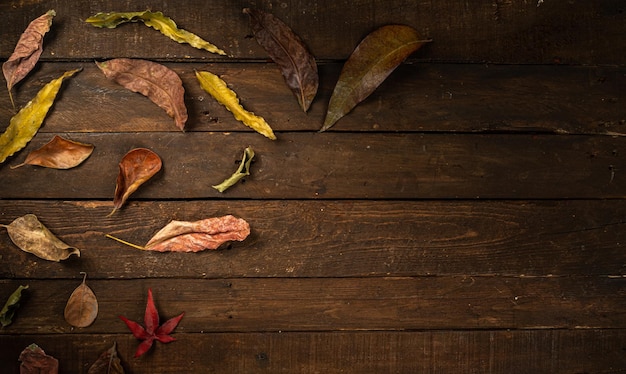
0,68,81,164
0,285,29,327
86,10,226,55
213,147,255,193
321,25,429,131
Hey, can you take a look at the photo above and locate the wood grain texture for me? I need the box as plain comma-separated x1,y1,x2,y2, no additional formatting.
1,63,624,135
0,0,624,64
0,330,624,373
0,200,625,279
0,132,624,199
0,277,624,334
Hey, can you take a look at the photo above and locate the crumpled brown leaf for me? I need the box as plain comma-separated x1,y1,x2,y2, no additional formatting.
19,343,59,374
107,215,250,252
3,10,56,108
64,272,98,328
0,214,80,262
321,25,429,131
111,148,162,215
96,58,187,131
88,342,125,374
12,135,94,169
244,8,318,112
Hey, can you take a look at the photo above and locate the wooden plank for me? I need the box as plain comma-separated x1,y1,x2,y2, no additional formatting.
1,63,624,134
1,0,624,64
0,132,625,199
0,330,625,373
1,200,625,279
0,277,624,334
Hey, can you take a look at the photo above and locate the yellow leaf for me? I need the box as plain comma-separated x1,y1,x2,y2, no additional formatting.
195,70,276,140
0,68,81,164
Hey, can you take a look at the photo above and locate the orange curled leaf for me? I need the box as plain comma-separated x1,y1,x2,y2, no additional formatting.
106,215,251,252
96,58,187,131
12,135,94,169
3,10,56,108
111,148,162,215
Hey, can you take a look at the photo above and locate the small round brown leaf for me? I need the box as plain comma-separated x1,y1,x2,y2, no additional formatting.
64,273,98,328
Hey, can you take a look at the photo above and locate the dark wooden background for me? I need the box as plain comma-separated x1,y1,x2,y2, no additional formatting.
1,0,625,373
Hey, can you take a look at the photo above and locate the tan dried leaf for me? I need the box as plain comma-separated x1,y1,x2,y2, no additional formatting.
0,214,80,262
12,135,94,169
64,272,98,328
87,342,125,374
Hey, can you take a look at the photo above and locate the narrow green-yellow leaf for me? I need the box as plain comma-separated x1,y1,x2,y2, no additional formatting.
0,285,29,327
0,68,81,164
86,10,227,55
195,70,276,140
213,146,255,193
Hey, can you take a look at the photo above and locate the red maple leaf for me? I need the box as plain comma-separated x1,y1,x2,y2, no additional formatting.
119,288,185,358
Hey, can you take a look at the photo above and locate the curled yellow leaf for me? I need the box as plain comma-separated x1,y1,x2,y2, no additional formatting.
195,70,276,140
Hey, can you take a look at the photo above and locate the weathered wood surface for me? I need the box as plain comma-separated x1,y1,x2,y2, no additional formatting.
1,330,624,374
1,0,625,373
1,63,625,135
1,0,624,64
1,200,625,278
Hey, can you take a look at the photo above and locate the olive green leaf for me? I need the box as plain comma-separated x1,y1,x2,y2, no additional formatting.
0,214,81,261
213,146,255,193
0,68,81,164
321,25,429,131
196,70,276,140
0,285,29,327
86,10,227,55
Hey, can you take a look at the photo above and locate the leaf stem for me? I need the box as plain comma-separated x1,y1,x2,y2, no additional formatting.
105,234,145,250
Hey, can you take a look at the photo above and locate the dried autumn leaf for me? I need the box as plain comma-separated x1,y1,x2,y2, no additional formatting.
106,215,251,252
88,342,125,374
11,135,94,169
96,58,187,131
86,10,227,55
0,214,80,261
196,70,276,140
0,284,28,327
111,148,162,215
64,272,98,328
3,10,56,108
0,68,81,164
213,146,254,193
244,8,318,112
19,343,59,374
321,25,429,131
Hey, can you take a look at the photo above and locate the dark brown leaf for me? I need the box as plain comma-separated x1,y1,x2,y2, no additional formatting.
3,10,55,108
64,272,98,328
88,342,125,374
19,343,58,374
244,8,318,112
96,58,187,131
0,214,80,261
11,135,94,169
321,25,429,131
111,148,162,215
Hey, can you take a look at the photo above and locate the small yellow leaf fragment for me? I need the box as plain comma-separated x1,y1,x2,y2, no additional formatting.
195,70,276,140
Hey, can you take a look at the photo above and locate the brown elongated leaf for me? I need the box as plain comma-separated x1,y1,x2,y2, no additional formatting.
111,148,162,215
0,68,81,164
64,272,98,328
3,10,55,108
96,58,187,131
11,135,94,169
195,70,276,140
321,25,429,131
0,214,80,262
244,8,318,112
19,343,59,374
106,215,250,252
88,342,125,374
